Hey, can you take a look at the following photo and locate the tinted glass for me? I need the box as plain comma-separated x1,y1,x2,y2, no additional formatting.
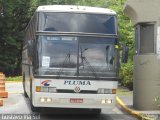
39,12,116,34
37,36,77,76
78,37,116,77
35,36,117,78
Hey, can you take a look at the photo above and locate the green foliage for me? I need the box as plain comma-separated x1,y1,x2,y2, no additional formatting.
6,76,22,81
117,89,132,95
119,61,133,90
106,0,134,89
0,0,32,76
107,0,134,60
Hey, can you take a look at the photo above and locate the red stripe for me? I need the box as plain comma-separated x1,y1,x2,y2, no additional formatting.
41,80,49,84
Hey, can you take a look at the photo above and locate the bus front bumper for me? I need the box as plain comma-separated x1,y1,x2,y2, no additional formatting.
32,92,116,109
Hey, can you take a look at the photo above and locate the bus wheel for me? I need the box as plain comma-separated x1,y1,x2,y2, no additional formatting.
23,74,28,98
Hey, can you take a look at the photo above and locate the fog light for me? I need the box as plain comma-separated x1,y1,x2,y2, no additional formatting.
107,99,112,104
40,98,45,102
101,100,106,104
46,98,52,102
101,99,112,104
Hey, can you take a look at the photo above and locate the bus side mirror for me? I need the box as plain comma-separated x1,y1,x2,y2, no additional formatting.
122,45,129,63
27,40,33,59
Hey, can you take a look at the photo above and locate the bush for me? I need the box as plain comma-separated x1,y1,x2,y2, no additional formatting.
119,61,133,90
6,76,22,81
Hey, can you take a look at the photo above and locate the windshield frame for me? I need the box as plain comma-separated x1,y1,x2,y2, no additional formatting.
34,34,119,79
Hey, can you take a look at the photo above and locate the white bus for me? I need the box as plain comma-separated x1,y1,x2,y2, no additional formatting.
22,5,120,114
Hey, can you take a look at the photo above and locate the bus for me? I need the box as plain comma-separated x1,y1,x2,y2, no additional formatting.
22,5,120,114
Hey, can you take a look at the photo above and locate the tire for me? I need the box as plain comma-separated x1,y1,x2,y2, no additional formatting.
23,74,28,98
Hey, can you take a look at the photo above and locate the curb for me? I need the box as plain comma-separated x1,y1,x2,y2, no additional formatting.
116,96,155,120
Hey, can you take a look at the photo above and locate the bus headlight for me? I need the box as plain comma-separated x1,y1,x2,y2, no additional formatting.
49,87,57,93
36,86,57,93
41,87,49,92
98,88,116,94
98,88,105,94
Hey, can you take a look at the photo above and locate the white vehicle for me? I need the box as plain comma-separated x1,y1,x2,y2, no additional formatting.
22,5,119,114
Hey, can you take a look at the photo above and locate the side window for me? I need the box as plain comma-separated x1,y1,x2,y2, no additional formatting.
135,23,155,54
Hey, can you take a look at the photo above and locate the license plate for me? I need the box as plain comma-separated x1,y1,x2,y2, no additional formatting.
70,98,83,103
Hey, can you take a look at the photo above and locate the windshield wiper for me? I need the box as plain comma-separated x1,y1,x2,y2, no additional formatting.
79,47,98,79
56,52,71,79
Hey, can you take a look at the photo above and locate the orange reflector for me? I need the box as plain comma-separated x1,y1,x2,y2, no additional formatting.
112,89,116,94
36,86,41,92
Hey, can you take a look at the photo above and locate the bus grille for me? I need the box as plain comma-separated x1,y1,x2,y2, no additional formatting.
57,89,97,94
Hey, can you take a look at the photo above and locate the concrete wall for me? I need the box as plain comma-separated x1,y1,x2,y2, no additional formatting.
134,55,160,110
124,0,160,26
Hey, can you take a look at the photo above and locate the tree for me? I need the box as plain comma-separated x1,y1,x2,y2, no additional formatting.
0,0,32,76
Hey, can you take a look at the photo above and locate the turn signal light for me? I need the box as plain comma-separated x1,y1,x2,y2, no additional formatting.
112,89,116,94
36,86,41,92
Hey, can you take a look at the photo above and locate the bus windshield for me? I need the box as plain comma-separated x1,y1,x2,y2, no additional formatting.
35,36,118,78
38,12,116,34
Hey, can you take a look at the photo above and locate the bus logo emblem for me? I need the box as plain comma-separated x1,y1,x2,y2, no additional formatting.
74,86,81,93
41,80,51,86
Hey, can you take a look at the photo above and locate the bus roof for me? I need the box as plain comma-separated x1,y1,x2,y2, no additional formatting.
36,5,116,15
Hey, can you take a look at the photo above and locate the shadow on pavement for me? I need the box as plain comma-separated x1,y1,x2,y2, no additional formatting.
33,108,110,120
